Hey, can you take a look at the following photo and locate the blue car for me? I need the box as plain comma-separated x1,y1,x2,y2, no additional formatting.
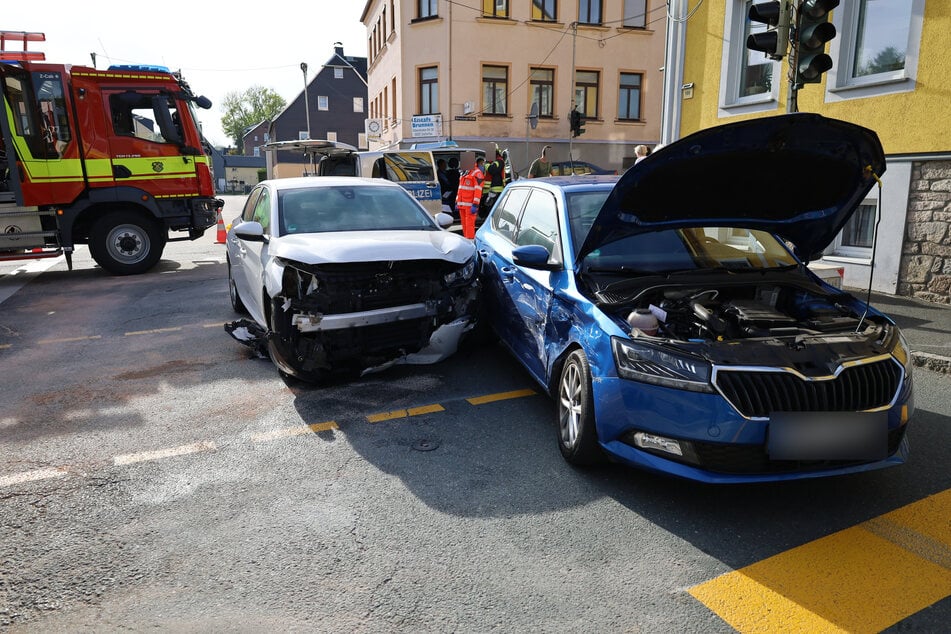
474,113,914,483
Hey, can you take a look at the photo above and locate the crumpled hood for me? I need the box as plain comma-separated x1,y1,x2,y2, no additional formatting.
579,113,886,260
269,229,474,265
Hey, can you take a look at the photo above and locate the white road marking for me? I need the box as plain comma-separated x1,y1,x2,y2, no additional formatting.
113,441,217,466
0,467,68,488
0,256,64,305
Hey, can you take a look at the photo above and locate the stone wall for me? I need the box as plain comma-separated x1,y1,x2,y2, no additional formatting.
898,160,951,303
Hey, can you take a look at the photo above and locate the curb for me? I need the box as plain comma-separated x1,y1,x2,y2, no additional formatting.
911,351,951,375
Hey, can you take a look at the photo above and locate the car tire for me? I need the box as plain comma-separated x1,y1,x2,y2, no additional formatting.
227,257,247,314
88,211,166,275
265,296,325,384
556,349,602,465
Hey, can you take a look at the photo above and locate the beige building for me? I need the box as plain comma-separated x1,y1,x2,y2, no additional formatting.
360,0,668,175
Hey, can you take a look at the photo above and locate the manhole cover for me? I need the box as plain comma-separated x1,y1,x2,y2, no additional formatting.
413,439,439,452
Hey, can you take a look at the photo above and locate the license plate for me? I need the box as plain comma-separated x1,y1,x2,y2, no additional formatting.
767,411,888,461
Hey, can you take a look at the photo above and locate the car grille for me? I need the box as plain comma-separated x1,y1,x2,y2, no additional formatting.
715,358,902,419
688,425,906,474
310,261,446,313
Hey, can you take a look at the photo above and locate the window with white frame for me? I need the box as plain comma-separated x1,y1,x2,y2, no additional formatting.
298,130,308,140
827,199,877,259
326,131,338,142
334,67,344,79
829,0,923,97
318,96,329,111
358,132,368,150
353,97,364,113
720,1,780,110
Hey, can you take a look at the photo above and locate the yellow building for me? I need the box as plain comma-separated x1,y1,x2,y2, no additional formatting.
360,0,669,174
675,0,951,302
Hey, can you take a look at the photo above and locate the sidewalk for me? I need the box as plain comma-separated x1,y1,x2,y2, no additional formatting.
857,289,951,375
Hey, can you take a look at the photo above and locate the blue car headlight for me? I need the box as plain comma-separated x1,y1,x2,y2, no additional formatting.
444,257,477,286
611,337,714,393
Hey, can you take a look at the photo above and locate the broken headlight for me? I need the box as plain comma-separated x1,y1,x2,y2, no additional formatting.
444,258,476,286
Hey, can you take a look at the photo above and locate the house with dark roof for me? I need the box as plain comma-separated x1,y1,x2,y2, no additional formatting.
268,45,368,178
242,120,271,157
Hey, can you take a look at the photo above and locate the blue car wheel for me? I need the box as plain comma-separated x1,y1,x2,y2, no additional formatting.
557,350,602,465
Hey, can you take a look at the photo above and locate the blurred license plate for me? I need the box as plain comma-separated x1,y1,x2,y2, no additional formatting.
768,411,888,461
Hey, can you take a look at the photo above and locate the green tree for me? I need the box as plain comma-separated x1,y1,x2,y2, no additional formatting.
859,46,905,77
221,86,286,149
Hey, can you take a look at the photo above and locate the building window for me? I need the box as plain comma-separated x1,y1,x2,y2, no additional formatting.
354,97,364,113
299,130,308,140
482,65,508,115
618,72,642,121
318,95,329,111
483,0,508,18
574,70,600,119
829,200,877,259
828,0,923,98
532,0,556,22
359,132,368,150
579,0,602,25
334,67,344,79
326,131,338,142
720,1,780,111
418,0,437,19
419,66,439,115
529,68,554,117
624,0,647,28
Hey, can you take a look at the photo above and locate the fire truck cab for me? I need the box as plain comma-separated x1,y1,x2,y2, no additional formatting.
1,32,222,275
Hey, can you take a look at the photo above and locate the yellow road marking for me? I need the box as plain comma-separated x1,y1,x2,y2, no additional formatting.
367,403,445,423
124,326,183,336
37,335,102,344
251,421,339,442
0,467,68,488
113,441,216,466
467,388,537,405
689,489,951,633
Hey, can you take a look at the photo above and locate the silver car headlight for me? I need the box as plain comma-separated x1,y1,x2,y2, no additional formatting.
444,258,476,286
611,337,714,393
885,325,913,377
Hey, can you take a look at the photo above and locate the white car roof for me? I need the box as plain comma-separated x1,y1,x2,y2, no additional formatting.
262,176,405,192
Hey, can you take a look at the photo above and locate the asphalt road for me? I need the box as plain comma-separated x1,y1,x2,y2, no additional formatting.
0,202,949,632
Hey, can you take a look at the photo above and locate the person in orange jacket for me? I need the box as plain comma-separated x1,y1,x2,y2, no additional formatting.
455,157,485,239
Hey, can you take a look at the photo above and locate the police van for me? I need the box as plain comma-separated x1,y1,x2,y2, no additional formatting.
262,140,442,217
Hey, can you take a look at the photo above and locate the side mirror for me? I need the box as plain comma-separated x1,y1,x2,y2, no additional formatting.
435,212,454,228
512,244,559,271
195,95,212,110
233,220,266,242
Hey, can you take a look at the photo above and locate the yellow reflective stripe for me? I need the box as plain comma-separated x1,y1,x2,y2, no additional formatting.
111,156,196,176
84,159,113,179
71,71,171,81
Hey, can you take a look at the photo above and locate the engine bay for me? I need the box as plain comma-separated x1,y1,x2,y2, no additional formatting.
600,282,876,342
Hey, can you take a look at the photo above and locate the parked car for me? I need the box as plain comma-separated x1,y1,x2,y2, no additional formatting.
226,177,480,382
549,160,617,176
474,113,914,483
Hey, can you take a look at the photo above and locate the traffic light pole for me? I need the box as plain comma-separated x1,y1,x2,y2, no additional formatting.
786,3,799,113
569,21,577,162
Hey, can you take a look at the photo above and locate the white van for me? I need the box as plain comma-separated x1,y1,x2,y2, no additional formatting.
262,140,442,217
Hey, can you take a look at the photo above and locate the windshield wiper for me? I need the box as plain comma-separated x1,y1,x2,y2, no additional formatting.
585,265,659,276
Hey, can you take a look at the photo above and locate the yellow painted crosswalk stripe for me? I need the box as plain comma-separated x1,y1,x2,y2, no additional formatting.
689,489,951,633
367,404,445,423
466,388,537,405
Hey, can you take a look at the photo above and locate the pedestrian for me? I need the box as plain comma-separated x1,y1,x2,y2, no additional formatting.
634,144,649,164
481,148,508,218
528,145,553,178
436,158,452,213
445,157,461,216
455,157,485,239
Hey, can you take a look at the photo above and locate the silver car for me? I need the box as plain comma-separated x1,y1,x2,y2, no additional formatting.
226,176,480,382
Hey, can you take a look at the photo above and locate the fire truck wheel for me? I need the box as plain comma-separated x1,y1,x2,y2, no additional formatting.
89,212,166,275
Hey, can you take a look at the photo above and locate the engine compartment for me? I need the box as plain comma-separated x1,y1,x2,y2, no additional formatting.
603,282,874,342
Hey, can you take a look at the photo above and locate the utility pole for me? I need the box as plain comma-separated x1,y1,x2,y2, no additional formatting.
300,62,311,140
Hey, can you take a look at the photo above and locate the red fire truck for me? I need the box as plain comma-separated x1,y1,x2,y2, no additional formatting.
0,31,222,274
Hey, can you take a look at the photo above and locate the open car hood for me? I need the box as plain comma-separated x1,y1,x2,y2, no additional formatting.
578,113,886,261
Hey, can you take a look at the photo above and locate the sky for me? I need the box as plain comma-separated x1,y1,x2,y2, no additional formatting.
5,1,370,147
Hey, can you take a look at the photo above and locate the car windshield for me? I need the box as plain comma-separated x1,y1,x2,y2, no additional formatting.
279,185,436,234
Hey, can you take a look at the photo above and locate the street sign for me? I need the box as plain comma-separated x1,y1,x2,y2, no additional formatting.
529,102,539,130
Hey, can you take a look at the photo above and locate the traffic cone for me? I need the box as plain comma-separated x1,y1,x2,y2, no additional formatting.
215,209,226,244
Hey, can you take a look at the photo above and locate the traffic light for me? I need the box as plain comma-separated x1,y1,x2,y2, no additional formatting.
570,108,585,137
795,0,839,84
746,1,790,60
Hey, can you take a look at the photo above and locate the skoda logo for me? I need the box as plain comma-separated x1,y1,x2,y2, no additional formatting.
152,162,164,173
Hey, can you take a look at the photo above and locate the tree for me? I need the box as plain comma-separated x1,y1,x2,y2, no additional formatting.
221,86,286,149
859,46,905,77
